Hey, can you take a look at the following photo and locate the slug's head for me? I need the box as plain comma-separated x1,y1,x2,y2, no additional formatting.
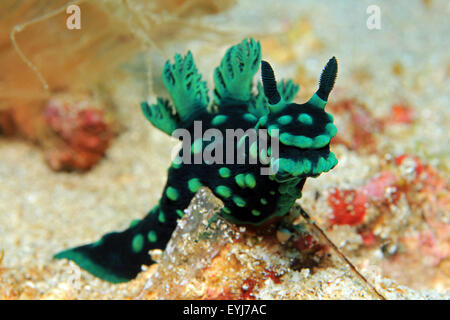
259,58,339,182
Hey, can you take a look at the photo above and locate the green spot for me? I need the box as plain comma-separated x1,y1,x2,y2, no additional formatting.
171,158,182,169
303,159,312,173
277,115,292,125
280,133,314,148
270,191,276,195
251,209,261,216
129,219,140,228
294,160,305,175
188,178,202,193
280,133,295,146
245,174,256,189
260,198,268,205
166,187,179,201
222,207,231,214
298,113,313,125
313,135,330,148
212,114,227,126
268,125,280,138
219,167,231,178
294,136,313,148
233,196,246,207
158,211,166,223
279,158,296,174
327,152,338,169
191,138,203,154
131,234,144,253
243,113,258,123
147,231,157,243
176,209,184,218
325,123,337,137
314,157,328,174
235,174,246,188
215,185,231,198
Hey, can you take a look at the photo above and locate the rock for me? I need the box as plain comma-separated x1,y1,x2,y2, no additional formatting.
137,188,448,300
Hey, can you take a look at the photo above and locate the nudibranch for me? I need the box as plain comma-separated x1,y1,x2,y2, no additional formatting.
55,39,338,283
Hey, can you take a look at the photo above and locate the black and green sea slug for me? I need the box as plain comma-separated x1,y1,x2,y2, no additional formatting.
55,39,339,283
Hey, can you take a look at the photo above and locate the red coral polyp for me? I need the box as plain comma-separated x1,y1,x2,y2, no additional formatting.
328,188,367,226
44,95,114,171
390,104,415,124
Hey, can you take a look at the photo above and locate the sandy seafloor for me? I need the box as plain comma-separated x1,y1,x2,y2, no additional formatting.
0,0,449,299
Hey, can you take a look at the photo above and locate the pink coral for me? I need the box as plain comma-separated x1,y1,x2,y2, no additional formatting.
44,94,115,171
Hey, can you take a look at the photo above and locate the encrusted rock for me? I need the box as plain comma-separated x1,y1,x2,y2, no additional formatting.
137,188,447,300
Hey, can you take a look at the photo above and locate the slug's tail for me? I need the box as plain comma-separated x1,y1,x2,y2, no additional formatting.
54,204,176,283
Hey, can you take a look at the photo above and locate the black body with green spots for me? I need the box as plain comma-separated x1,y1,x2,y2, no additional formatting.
55,39,339,283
